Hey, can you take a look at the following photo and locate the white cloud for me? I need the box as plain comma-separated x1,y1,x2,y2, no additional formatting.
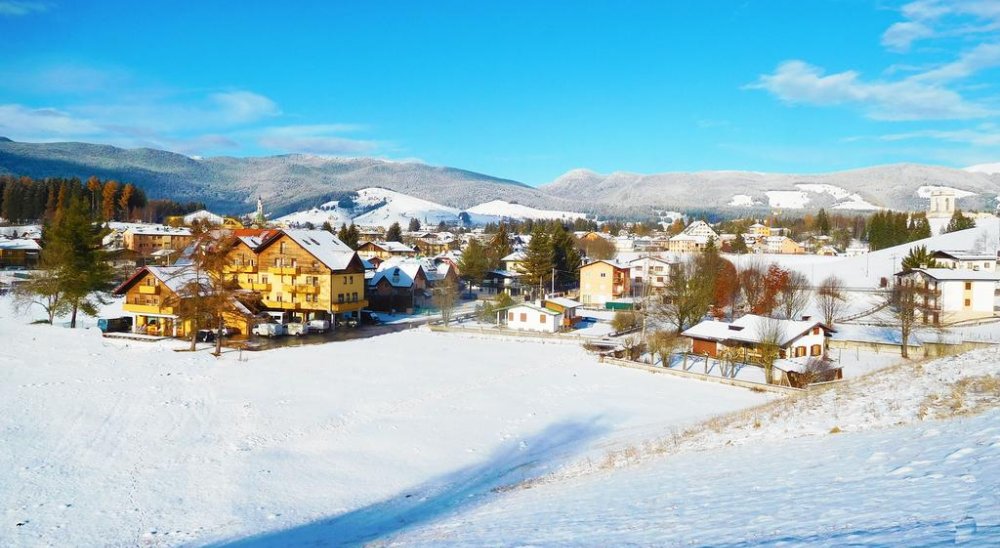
911,42,1000,82
882,21,934,52
868,125,1000,147
747,60,991,120
210,91,280,124
0,104,102,136
0,1,49,16
257,125,379,155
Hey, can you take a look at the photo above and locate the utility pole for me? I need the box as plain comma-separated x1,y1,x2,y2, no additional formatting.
551,267,556,296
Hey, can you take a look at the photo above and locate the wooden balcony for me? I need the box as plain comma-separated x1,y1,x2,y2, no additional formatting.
225,265,256,273
138,285,159,295
268,266,300,275
250,283,272,291
285,284,320,294
261,300,299,310
124,303,173,315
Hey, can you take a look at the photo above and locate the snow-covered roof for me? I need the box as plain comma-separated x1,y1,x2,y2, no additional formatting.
545,297,582,309
272,229,356,271
182,210,224,224
125,225,192,236
145,265,209,294
501,251,525,262
932,250,997,261
683,314,831,347
0,238,40,251
369,265,419,288
905,268,1000,282
501,302,562,316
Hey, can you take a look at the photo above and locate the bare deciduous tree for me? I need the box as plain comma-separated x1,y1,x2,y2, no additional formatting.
757,316,786,385
816,275,847,326
651,259,713,333
777,271,811,320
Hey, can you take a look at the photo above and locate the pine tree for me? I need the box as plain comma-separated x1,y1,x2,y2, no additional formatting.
458,238,490,293
486,222,512,270
321,221,333,233
42,197,113,327
385,222,403,242
337,223,349,243
408,217,421,232
549,223,581,289
944,209,976,233
816,208,831,235
731,232,749,254
101,180,119,221
519,226,553,295
346,224,360,249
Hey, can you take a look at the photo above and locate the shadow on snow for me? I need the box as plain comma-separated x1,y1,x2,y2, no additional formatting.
210,417,610,547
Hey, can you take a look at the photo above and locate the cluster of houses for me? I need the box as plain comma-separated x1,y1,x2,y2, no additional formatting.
110,226,467,338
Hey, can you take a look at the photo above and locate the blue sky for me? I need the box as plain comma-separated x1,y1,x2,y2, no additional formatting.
1,0,999,185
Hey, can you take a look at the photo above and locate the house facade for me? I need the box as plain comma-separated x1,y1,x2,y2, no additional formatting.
579,260,631,306
931,250,996,272
113,265,252,338
894,268,1000,324
682,314,834,365
500,302,564,333
123,226,193,257
0,238,40,268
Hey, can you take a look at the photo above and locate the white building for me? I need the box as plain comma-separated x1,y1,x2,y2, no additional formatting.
627,256,675,291
932,250,996,272
895,268,1000,324
500,302,564,333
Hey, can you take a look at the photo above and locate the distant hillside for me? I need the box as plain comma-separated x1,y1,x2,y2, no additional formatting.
3,138,998,218
0,139,578,216
542,164,1000,213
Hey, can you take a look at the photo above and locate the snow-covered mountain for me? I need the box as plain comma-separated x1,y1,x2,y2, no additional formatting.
464,200,585,221
965,162,1000,175
542,164,1000,213
277,188,587,227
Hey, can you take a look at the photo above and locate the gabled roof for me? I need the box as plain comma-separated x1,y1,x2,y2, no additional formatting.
259,229,357,271
501,251,525,262
499,301,563,316
369,264,422,288
0,238,40,251
900,268,1000,281
545,297,583,309
113,265,209,296
682,314,833,347
580,259,630,271
932,250,997,261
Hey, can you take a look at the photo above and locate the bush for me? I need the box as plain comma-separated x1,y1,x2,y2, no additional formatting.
611,311,639,333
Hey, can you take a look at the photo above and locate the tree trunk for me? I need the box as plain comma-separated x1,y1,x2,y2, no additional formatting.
214,319,224,357
70,303,78,328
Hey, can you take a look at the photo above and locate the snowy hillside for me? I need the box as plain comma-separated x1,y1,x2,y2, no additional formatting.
465,200,585,221
278,188,588,227
966,162,1000,175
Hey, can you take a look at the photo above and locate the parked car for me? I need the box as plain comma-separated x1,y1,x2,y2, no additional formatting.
286,322,309,336
252,322,286,337
361,310,381,325
308,319,330,333
97,316,133,333
196,329,216,342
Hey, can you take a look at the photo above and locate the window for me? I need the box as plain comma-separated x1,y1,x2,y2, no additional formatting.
273,258,280,267
810,344,822,356
352,292,358,302
279,242,286,253
520,313,527,322
261,275,268,284
338,294,345,303
508,312,514,322
812,327,820,335
539,314,546,324
600,272,607,278
965,282,972,290
794,346,806,357
965,298,971,307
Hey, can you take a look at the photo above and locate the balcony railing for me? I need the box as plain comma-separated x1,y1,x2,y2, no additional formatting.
138,285,158,295
250,283,272,291
268,266,300,275
331,299,368,312
124,303,173,315
261,300,299,310
284,284,320,294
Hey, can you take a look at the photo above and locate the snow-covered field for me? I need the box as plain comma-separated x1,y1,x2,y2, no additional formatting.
0,300,768,546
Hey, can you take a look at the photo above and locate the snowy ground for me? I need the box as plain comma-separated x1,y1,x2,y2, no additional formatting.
384,345,1000,545
0,299,769,546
